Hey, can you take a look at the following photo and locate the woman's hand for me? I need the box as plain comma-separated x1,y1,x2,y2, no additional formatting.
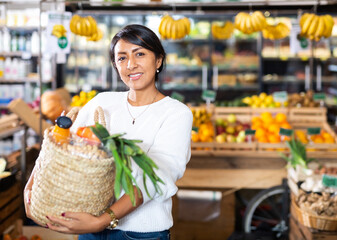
24,186,46,227
46,212,109,234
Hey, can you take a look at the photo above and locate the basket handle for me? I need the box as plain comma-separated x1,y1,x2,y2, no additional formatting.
66,106,106,128
94,106,106,127
66,107,80,123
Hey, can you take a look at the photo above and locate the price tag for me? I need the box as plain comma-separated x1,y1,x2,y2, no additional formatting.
192,126,198,132
202,90,216,102
279,128,293,137
171,91,185,102
307,127,321,135
313,93,326,101
245,129,256,135
322,174,337,188
273,91,288,103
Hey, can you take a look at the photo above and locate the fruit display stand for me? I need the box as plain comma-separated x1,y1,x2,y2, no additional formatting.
288,107,327,123
0,183,22,234
190,106,336,158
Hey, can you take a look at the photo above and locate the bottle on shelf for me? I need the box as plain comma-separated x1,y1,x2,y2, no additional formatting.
3,29,11,52
31,31,39,54
11,58,19,79
10,32,18,52
18,34,25,51
4,57,11,79
0,57,4,77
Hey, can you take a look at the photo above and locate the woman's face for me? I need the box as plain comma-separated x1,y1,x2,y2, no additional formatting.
114,39,162,91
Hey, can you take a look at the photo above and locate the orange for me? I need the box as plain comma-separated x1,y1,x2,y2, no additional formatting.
258,135,269,143
275,113,287,124
261,112,272,120
268,123,280,135
268,134,281,143
322,132,333,139
280,122,292,129
324,136,335,143
251,116,261,124
312,136,324,144
255,128,267,139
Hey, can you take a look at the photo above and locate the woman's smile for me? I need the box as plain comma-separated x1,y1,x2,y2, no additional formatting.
129,73,143,81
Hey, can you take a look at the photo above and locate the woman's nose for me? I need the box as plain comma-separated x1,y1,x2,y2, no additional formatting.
127,56,137,70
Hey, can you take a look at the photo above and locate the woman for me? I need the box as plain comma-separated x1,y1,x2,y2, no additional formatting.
24,24,193,239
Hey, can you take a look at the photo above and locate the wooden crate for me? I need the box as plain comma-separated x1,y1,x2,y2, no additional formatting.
258,121,337,154
0,183,22,234
251,107,289,118
213,142,257,155
191,142,214,156
288,107,327,123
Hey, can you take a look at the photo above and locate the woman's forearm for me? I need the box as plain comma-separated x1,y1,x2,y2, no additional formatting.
98,185,144,228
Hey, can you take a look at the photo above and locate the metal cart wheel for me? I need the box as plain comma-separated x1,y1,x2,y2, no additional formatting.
243,179,290,239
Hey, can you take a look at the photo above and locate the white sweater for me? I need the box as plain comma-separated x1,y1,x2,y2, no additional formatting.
71,91,193,232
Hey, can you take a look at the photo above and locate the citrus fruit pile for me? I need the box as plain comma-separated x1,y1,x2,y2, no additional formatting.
251,112,291,143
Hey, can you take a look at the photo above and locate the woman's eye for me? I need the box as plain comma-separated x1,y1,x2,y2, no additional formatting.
136,52,145,57
117,56,126,62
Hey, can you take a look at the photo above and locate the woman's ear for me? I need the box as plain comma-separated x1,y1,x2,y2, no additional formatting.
156,56,163,70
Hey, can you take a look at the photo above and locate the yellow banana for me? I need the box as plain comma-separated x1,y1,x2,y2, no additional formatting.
70,15,81,34
252,11,267,30
171,21,177,40
315,16,325,40
301,13,315,36
158,15,172,39
300,13,310,27
180,17,191,35
165,17,173,39
250,14,261,32
307,15,319,36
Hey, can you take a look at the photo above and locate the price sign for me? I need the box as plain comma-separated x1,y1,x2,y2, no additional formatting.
279,128,293,137
192,126,198,132
273,91,288,103
171,91,185,102
202,90,216,102
307,127,321,135
245,129,256,135
313,93,326,101
322,174,337,188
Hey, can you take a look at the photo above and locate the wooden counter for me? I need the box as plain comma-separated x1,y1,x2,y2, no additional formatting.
177,168,287,191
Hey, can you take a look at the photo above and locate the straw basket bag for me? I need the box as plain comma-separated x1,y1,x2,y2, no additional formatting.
30,107,115,225
291,196,337,231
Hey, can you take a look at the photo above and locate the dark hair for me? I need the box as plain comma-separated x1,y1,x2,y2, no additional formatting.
109,24,166,81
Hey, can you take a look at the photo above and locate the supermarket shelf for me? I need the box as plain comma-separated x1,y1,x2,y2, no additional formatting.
0,77,40,83
166,65,206,71
217,84,259,90
262,56,332,62
0,51,38,58
0,25,39,31
263,76,337,84
0,125,24,139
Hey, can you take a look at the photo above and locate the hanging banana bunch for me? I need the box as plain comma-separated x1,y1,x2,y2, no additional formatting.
300,13,334,41
262,22,291,40
158,15,191,40
52,24,67,38
234,11,267,34
70,14,103,41
211,21,235,40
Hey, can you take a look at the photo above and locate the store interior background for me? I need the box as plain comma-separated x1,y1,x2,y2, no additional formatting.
1,0,337,239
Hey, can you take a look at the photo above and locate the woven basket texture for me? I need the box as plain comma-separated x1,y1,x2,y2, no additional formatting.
30,107,115,225
292,198,337,231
